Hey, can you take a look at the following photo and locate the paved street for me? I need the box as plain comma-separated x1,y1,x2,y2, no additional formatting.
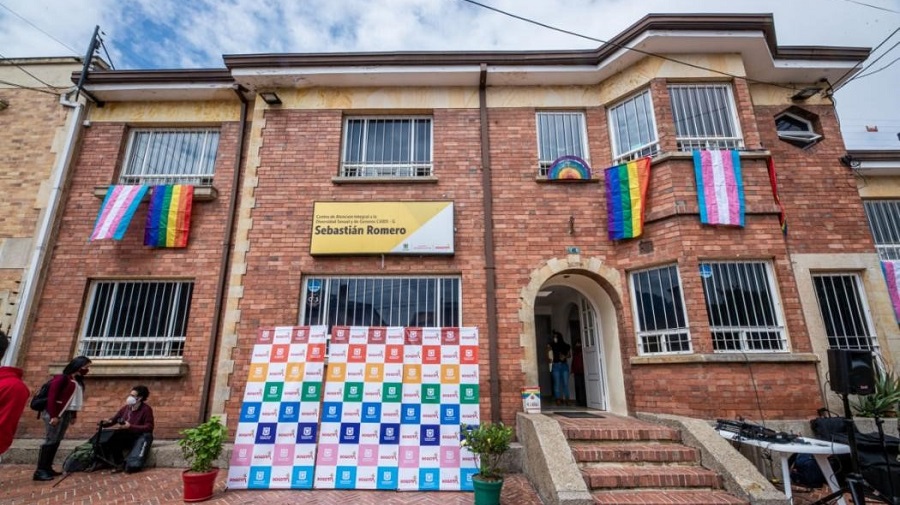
0,464,543,504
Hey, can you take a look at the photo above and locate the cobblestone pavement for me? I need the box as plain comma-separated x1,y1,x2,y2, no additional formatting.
0,464,543,505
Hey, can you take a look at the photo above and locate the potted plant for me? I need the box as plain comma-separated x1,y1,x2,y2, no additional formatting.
853,367,900,418
178,416,227,502
460,421,514,505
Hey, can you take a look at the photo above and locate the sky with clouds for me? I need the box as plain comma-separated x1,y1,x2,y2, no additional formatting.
1,0,898,149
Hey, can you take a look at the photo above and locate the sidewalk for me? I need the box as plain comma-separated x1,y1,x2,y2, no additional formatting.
0,464,543,505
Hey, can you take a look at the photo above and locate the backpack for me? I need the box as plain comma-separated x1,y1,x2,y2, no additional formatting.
29,379,52,413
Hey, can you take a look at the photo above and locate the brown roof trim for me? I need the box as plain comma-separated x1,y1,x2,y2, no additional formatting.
846,150,900,160
223,13,867,70
72,68,233,86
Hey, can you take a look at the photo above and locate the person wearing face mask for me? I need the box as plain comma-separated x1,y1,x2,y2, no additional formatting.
96,385,154,473
33,355,92,481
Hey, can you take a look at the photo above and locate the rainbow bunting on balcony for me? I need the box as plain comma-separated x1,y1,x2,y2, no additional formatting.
605,157,651,241
89,185,149,241
144,185,194,248
882,261,900,322
693,150,745,227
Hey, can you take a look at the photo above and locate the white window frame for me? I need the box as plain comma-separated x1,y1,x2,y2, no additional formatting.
630,264,692,355
608,89,660,164
699,261,787,353
340,116,433,178
78,279,193,359
536,111,590,177
120,128,219,186
300,276,462,333
812,273,879,351
863,200,900,260
669,84,744,152
775,112,822,146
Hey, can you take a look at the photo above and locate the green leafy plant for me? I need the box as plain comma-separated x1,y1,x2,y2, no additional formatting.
460,422,513,481
177,416,227,473
853,368,900,418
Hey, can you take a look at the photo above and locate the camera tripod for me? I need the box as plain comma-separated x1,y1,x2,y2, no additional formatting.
811,393,898,505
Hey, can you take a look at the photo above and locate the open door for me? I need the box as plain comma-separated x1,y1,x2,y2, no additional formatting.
579,295,607,410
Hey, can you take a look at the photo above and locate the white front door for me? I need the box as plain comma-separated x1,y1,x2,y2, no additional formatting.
579,296,606,410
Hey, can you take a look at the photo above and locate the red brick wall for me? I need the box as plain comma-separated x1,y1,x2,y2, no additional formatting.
19,121,241,439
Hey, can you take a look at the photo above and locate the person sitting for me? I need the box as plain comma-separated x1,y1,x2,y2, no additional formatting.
96,385,154,473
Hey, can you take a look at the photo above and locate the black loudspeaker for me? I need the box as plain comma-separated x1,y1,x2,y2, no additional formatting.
828,349,876,396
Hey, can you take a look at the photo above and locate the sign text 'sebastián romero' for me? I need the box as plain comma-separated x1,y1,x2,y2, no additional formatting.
310,201,454,255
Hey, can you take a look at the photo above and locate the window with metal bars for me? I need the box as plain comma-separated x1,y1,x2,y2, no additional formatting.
300,276,460,334
668,84,744,152
340,117,433,177
812,273,878,351
699,261,786,352
630,264,692,355
863,200,900,260
536,112,589,176
120,129,219,186
78,280,193,359
609,90,660,164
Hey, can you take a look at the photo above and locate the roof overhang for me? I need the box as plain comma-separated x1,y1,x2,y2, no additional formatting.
845,150,900,175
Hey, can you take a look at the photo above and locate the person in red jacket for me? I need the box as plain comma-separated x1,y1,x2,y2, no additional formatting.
96,385,154,473
33,355,92,481
0,331,29,457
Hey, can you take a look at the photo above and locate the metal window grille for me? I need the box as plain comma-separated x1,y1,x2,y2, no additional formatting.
609,90,660,164
700,261,786,352
536,112,589,176
631,264,692,355
121,129,219,186
812,274,878,351
341,117,433,177
669,84,744,152
864,200,900,260
79,280,193,358
300,276,461,335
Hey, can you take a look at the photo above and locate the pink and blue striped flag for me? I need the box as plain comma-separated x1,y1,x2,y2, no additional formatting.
89,185,149,241
693,150,745,227
605,157,651,241
882,261,900,322
144,185,194,248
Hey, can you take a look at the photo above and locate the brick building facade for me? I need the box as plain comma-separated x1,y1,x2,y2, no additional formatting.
13,14,897,441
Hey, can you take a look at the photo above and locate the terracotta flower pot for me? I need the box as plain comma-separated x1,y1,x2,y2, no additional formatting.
182,468,219,502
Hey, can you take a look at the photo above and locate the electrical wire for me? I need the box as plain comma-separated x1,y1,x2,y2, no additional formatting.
0,51,66,90
458,0,804,93
831,26,900,92
835,0,900,14
851,55,900,81
0,78,60,95
0,1,81,56
99,36,116,71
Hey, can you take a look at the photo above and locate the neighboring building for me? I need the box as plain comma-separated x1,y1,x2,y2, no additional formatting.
15,14,894,441
0,57,95,366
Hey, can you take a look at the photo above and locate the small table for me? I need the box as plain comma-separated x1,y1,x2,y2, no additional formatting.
718,429,851,504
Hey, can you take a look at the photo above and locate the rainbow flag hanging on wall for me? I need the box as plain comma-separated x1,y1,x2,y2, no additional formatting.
693,150,745,227
882,261,900,322
605,157,651,241
90,185,149,241
144,185,194,248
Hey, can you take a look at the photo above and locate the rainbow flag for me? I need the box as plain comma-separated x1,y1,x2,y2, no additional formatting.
605,157,651,241
144,185,194,248
90,185,149,241
883,261,900,322
693,150,744,227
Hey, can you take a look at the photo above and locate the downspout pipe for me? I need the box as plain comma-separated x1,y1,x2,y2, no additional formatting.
199,85,248,422
478,64,501,423
4,90,84,367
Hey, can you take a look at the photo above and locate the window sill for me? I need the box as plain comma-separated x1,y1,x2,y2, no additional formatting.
331,176,439,184
630,352,817,366
92,186,219,201
48,359,187,377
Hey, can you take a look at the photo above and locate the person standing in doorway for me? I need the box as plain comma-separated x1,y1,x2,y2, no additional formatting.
33,355,92,481
550,331,571,406
572,340,586,407
0,331,29,457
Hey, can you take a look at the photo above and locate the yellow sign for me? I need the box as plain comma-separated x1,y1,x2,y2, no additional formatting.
310,201,454,255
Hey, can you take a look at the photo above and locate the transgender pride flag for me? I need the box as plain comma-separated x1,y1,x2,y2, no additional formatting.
693,150,745,227
89,185,149,241
882,261,900,321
